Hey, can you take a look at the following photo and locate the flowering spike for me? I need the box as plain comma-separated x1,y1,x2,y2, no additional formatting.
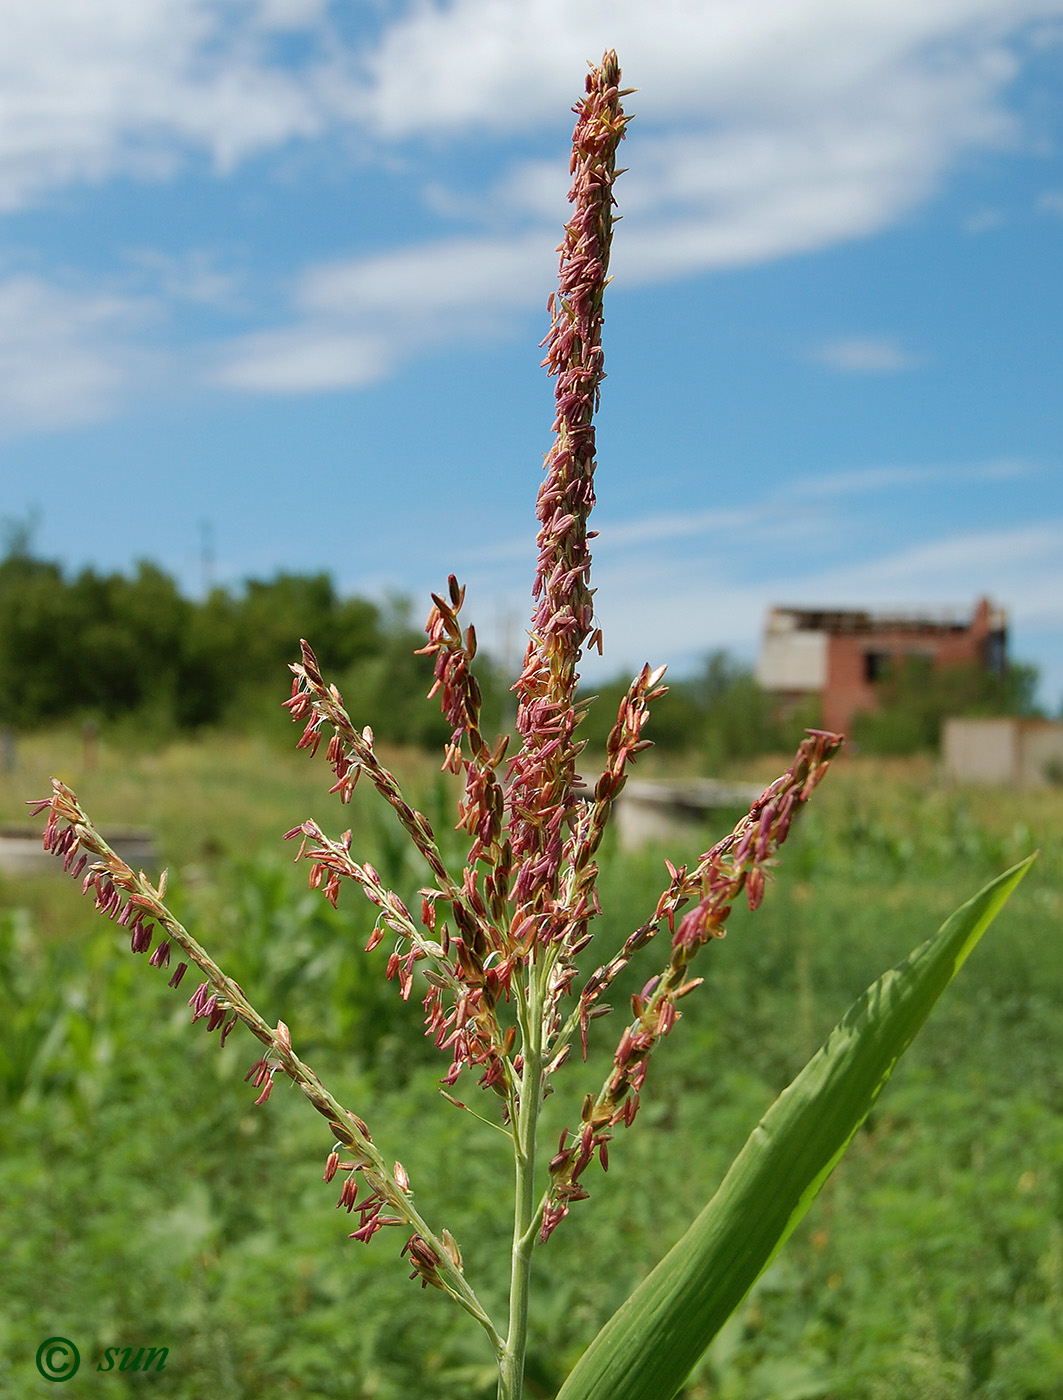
506,45,630,931
30,56,847,1367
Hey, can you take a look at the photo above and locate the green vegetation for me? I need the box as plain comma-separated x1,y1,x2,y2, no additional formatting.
581,650,1041,766
577,652,821,770
0,533,504,745
1,732,1060,1397
852,656,1042,757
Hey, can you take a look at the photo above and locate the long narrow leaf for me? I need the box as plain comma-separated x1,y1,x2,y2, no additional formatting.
556,856,1035,1400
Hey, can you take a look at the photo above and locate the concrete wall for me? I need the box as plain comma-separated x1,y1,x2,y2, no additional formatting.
942,717,1063,787
0,826,157,876
612,779,762,851
756,619,828,692
1017,721,1063,787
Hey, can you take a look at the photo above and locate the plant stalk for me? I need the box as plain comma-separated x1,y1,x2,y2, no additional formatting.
498,963,547,1400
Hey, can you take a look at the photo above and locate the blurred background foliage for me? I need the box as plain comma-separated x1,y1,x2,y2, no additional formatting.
1,730,1062,1398
0,529,491,748
0,532,1042,762
849,655,1042,757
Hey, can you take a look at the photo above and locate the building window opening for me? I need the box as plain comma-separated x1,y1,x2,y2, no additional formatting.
864,651,891,684
984,631,1007,677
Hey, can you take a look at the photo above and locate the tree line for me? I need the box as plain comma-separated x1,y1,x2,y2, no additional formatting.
0,535,1039,758
0,540,475,746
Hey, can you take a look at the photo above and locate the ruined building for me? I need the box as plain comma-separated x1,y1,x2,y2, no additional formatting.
755,597,1007,736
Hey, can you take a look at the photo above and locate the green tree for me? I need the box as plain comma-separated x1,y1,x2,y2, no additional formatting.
70,562,192,724
0,533,505,747
575,651,818,768
0,549,82,725
214,573,384,733
852,655,1041,755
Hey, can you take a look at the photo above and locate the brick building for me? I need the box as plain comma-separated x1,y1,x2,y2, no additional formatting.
755,597,1007,736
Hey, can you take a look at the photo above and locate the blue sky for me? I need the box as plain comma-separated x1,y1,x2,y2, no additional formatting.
1,0,1061,706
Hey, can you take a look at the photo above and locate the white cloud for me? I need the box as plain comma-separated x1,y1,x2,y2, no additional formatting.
1038,189,1063,215
424,455,1045,636
122,248,244,309
594,507,769,550
1,1,1061,400
812,336,924,371
353,0,1043,137
296,233,553,318
215,230,557,391
215,0,1063,392
0,1,1057,235
788,457,1035,495
807,521,1063,622
556,517,1063,699
963,206,1007,231
0,275,149,433
215,326,389,392
352,0,1053,288
0,0,332,210
450,466,1063,695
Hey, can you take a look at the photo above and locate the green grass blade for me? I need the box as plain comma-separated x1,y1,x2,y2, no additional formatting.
555,856,1035,1400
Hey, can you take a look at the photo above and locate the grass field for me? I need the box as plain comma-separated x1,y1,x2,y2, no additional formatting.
1,727,1061,1398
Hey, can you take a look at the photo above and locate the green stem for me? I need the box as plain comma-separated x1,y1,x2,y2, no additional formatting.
497,964,547,1400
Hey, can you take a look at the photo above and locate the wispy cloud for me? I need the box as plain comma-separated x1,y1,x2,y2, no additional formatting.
804,520,1063,616
451,469,1062,697
593,507,771,550
0,275,151,434
459,497,837,575
787,457,1035,496
0,0,338,212
350,0,1047,277
566,518,1063,705
962,206,1008,233
460,457,1042,591
1,2,1061,403
0,2,1056,231
811,336,924,372
352,1,1036,138
214,0,1062,392
121,249,244,310
214,230,556,391
214,326,390,393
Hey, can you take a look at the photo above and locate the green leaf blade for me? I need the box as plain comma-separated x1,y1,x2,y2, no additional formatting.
556,856,1035,1400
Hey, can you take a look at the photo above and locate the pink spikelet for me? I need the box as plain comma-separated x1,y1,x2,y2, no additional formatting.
506,49,630,935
